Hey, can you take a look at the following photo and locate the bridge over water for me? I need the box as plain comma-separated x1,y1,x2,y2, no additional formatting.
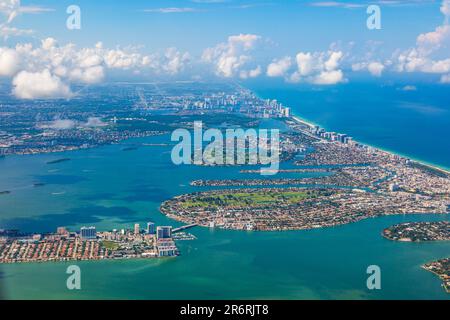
172,224,198,233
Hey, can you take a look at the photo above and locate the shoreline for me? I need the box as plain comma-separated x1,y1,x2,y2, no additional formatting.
421,265,450,294
249,84,450,174
288,114,450,176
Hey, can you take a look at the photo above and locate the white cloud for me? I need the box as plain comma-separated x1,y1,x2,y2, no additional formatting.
143,7,198,13
0,0,22,24
17,5,53,14
396,48,450,74
41,37,57,50
202,34,261,77
295,52,314,77
39,119,76,130
104,49,143,69
416,25,450,53
309,2,365,9
312,70,345,85
0,38,191,99
69,65,104,84
0,0,52,38
310,1,436,9
290,50,345,84
352,61,386,77
394,1,450,76
0,25,32,38
12,69,72,99
39,117,108,130
239,66,262,79
441,0,450,19
325,51,343,71
0,47,20,76
163,47,190,74
83,117,107,128
267,57,292,77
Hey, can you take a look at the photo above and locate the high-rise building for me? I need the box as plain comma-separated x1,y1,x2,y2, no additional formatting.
147,222,156,235
337,134,348,143
134,223,140,235
156,226,172,240
80,226,96,239
157,241,178,257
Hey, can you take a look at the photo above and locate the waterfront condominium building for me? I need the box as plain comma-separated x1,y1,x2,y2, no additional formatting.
80,226,97,239
156,226,172,240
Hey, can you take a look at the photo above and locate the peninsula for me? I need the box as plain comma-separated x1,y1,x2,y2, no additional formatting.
382,221,450,242
0,223,181,264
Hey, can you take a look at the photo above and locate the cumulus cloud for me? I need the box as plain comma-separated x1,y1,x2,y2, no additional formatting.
352,61,385,76
343,1,449,80
416,25,450,54
202,34,261,77
0,37,191,99
239,66,262,79
162,47,191,75
104,47,145,70
69,65,104,84
0,47,20,76
266,50,345,85
396,47,450,74
312,70,345,85
267,57,292,77
12,69,72,99
394,0,450,76
289,50,345,84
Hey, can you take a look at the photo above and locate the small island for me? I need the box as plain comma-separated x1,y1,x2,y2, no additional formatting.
382,221,450,242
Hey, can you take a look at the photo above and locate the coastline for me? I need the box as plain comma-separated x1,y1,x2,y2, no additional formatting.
421,265,450,294
288,113,450,175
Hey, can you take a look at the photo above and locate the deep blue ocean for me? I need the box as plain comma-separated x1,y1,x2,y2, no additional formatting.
249,79,450,169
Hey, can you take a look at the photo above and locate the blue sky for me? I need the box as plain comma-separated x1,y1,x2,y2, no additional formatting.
0,0,449,99
14,0,444,53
